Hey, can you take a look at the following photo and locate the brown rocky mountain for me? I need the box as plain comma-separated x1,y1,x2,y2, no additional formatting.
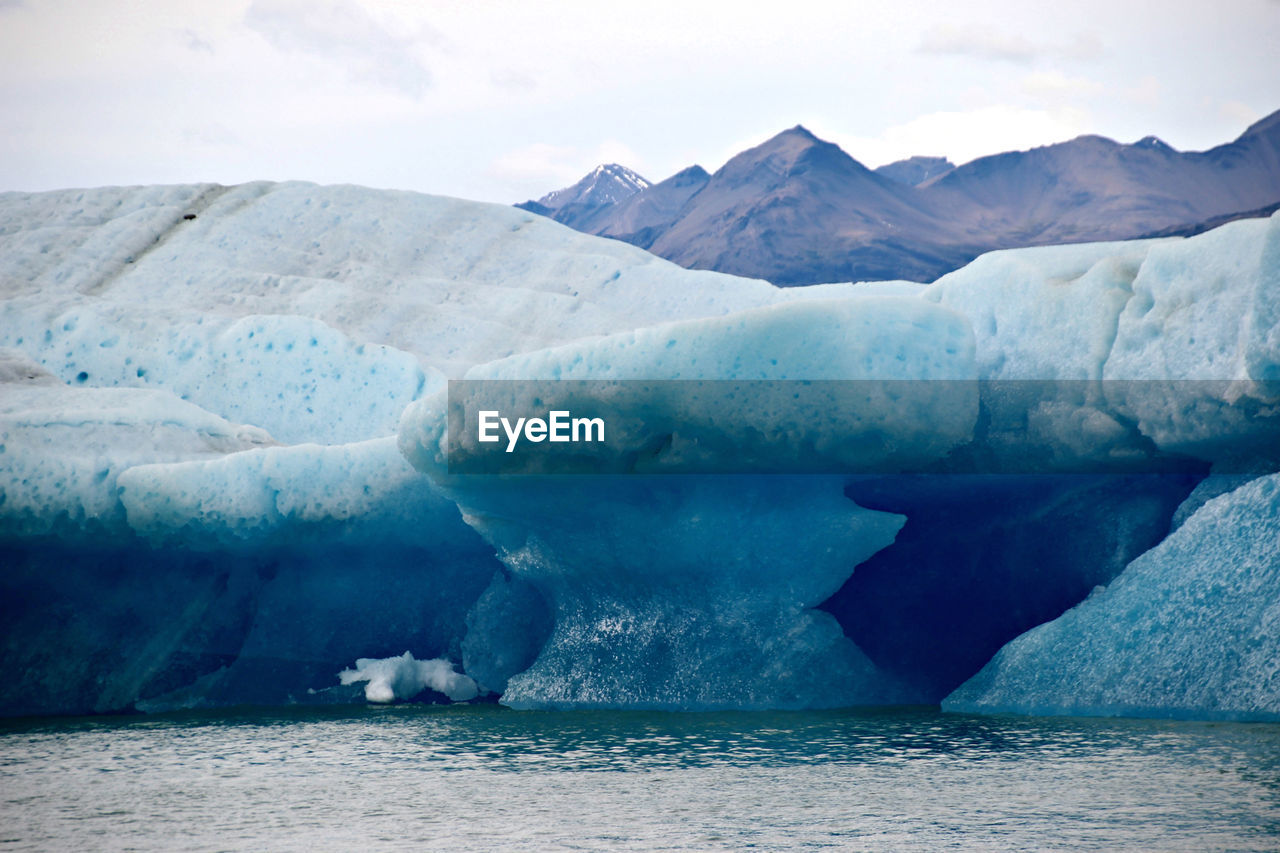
519,110,1280,285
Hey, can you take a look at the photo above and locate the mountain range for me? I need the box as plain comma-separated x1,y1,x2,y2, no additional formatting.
517,109,1280,285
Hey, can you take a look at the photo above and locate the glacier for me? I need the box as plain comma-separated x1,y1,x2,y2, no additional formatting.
0,181,1277,719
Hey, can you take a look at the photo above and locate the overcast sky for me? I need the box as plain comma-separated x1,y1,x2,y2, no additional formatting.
2,0,1278,203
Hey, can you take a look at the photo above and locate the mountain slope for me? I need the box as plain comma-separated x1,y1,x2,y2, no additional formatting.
521,110,1280,285
593,165,711,245
643,126,977,285
529,163,650,209
922,116,1280,245
875,155,955,186
516,164,650,231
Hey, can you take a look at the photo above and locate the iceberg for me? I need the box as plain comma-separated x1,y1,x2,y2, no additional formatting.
1,181,1277,718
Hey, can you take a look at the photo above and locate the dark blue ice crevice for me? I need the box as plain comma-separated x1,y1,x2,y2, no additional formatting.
822,473,1203,702
945,472,1280,721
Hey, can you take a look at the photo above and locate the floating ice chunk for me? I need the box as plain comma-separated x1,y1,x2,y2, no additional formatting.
339,651,477,703
4,180,1279,718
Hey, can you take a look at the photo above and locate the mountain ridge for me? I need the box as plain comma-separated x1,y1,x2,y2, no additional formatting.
520,110,1280,285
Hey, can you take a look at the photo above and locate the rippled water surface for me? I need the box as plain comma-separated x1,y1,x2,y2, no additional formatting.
2,705,1278,850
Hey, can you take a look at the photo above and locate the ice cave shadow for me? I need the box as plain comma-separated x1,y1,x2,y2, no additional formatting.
820,472,1205,702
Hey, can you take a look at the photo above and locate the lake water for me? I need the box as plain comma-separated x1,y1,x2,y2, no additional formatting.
2,705,1278,851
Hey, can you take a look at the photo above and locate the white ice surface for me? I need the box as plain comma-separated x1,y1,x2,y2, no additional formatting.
0,349,274,538
0,182,839,443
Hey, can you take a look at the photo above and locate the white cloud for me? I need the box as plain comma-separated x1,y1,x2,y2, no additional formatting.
1061,31,1104,61
0,0,1273,202
490,68,536,93
490,143,580,185
1020,71,1105,103
180,123,241,148
835,105,1092,168
244,0,436,99
489,140,645,195
182,28,214,55
1124,75,1162,107
918,25,1040,63
1219,100,1261,131
918,24,1104,64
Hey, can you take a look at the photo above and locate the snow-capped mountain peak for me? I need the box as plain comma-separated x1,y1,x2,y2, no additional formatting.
534,163,651,210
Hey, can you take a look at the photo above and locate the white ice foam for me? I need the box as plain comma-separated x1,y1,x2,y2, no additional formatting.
339,651,478,703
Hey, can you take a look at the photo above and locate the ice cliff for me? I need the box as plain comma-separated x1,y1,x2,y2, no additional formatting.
0,182,1277,719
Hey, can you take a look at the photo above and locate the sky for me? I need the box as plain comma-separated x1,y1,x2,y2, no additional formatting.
2,0,1278,204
